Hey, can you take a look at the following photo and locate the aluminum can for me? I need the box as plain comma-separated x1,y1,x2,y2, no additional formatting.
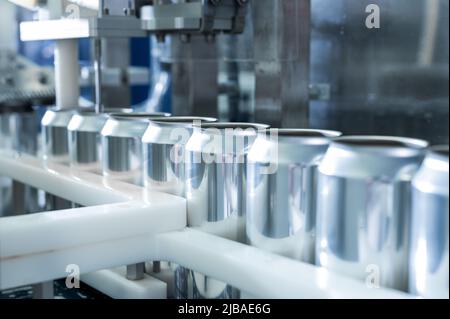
246,129,341,263
101,112,170,185
316,136,428,291
179,122,268,299
41,108,77,163
409,145,449,298
142,116,216,298
0,103,40,215
142,116,217,197
68,111,108,173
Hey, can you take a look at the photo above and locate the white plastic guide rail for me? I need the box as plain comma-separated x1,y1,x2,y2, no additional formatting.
0,150,413,298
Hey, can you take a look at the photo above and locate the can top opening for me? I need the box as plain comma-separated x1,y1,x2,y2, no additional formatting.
265,128,342,138
150,116,217,125
195,123,269,138
334,136,428,151
109,112,170,120
201,122,269,131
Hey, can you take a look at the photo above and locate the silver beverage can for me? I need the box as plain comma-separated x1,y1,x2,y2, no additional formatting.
316,136,428,291
409,145,449,298
180,122,268,299
101,112,171,185
68,111,108,173
142,116,217,197
1,103,41,215
101,112,171,282
246,129,342,264
142,116,217,296
186,122,270,239
41,108,78,164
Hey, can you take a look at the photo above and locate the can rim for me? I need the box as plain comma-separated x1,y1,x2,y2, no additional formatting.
195,122,269,136
42,107,79,128
152,116,217,123
109,112,171,120
102,108,134,114
262,128,342,138
332,135,429,151
149,116,217,127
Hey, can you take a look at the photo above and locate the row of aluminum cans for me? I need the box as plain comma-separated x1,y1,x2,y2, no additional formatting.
1,106,448,299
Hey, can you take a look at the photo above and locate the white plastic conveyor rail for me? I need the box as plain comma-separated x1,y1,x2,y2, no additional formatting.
0,150,413,298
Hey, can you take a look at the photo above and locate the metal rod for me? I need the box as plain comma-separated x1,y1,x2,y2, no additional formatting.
94,38,103,113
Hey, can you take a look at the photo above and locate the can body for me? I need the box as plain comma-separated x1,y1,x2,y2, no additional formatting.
181,123,268,299
186,123,269,240
246,129,341,263
68,111,108,174
42,108,77,164
316,136,428,291
142,117,218,298
101,113,171,185
409,146,449,298
101,117,149,185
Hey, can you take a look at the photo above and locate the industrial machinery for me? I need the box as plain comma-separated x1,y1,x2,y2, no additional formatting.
0,0,448,300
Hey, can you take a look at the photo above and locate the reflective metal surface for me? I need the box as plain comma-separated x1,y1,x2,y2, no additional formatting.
179,122,268,300
310,0,449,145
141,116,217,299
186,123,270,237
68,111,108,173
409,146,449,298
316,136,428,291
101,112,170,185
246,129,341,263
142,116,217,197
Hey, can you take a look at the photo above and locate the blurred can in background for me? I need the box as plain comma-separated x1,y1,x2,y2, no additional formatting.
0,102,40,215
409,145,449,299
316,136,428,291
246,129,341,263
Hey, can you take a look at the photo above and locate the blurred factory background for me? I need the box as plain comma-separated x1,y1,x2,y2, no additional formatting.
1,0,448,143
